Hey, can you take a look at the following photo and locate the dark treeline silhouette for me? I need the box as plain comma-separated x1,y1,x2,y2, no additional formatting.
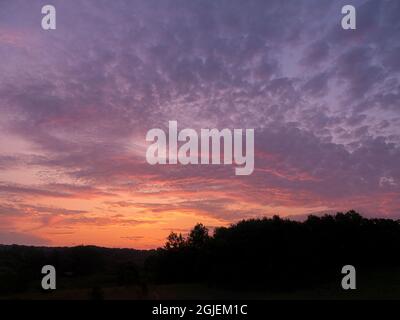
1,210,400,297
146,210,400,291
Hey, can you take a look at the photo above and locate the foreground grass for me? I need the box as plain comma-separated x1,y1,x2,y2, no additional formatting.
3,267,400,300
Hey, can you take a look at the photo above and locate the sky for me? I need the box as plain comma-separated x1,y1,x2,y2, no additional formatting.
0,0,399,248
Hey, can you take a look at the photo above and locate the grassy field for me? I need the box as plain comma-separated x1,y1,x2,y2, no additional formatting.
3,267,400,300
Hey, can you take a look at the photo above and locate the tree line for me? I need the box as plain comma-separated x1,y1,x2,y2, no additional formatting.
146,210,400,291
2,210,400,295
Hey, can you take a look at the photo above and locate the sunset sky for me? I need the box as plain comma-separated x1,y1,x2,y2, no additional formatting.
0,0,399,248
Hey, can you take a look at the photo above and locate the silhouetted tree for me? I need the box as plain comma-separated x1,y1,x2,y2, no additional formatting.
165,232,186,250
187,223,209,249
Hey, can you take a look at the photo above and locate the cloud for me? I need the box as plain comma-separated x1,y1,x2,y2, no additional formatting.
0,231,50,246
0,0,399,247
0,182,114,199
